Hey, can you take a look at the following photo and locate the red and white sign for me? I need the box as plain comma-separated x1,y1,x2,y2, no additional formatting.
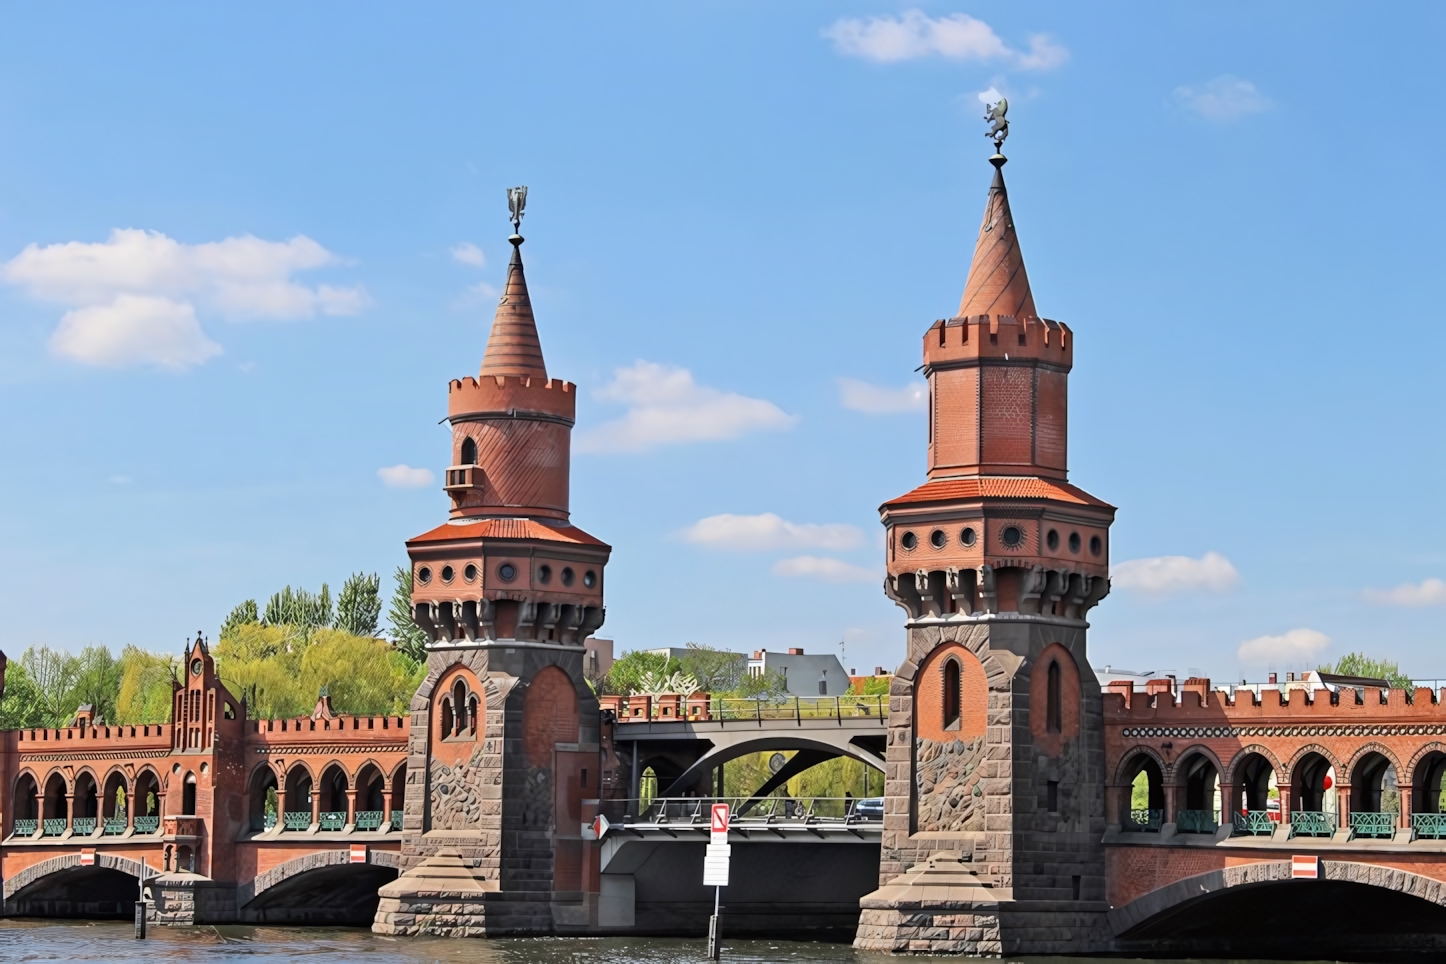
79,848,95,866
350,844,368,864
711,803,730,839
1292,854,1320,879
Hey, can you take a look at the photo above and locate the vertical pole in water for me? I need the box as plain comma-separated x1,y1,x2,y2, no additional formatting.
134,867,146,939
707,884,721,959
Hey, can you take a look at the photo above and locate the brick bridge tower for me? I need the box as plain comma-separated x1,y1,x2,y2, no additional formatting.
375,191,612,935
854,145,1117,954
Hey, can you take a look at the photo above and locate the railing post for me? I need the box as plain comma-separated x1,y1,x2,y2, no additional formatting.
1401,785,1414,830
382,781,393,831
1337,783,1351,831
755,699,761,727
311,784,321,829
794,696,800,725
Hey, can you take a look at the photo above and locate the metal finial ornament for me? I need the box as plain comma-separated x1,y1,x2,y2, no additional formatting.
507,185,528,235
984,98,1009,153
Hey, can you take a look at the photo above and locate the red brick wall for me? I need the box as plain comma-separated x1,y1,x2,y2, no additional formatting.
1031,642,1082,758
915,643,988,743
523,666,579,763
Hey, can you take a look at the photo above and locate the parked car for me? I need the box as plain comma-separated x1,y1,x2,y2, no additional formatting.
854,797,884,820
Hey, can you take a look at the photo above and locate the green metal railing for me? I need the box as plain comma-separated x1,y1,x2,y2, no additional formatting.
390,810,404,831
283,811,313,831
319,811,347,831
71,817,96,835
134,816,160,834
1175,809,1218,834
1232,810,1275,836
12,819,37,837
1415,813,1446,839
355,810,384,831
1350,811,1396,839
1123,808,1163,832
42,819,67,836
1291,810,1335,838
103,817,127,835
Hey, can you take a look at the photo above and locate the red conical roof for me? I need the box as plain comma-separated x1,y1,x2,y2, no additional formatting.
480,239,548,379
958,158,1037,320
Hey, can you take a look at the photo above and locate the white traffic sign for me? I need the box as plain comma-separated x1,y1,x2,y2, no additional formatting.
703,842,731,887
711,803,730,843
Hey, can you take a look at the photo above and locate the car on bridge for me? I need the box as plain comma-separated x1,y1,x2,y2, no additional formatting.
853,797,883,820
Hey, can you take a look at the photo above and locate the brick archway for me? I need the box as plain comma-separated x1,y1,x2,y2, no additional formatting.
237,848,400,907
3,852,152,905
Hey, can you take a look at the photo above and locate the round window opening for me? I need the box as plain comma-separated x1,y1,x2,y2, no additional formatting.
464,563,478,581
441,565,455,583
1089,535,1103,556
190,658,203,677
417,566,432,585
930,529,946,549
961,527,977,547
900,531,918,551
498,563,518,582
561,567,575,586
538,564,552,584
1001,525,1024,548
583,570,597,588
1068,532,1081,554
1046,529,1059,551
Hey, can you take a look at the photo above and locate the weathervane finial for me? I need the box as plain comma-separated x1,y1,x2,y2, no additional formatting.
984,98,1009,155
507,185,528,237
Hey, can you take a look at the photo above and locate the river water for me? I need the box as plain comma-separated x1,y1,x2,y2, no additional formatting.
0,920,898,964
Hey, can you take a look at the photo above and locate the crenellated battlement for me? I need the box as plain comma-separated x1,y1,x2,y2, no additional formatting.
448,373,576,422
1104,677,1446,719
923,313,1073,372
15,723,172,747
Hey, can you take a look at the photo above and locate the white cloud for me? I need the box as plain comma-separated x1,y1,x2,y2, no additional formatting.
1237,628,1330,667
823,10,1066,70
1172,75,1270,122
577,361,796,454
773,555,879,583
49,295,222,369
1111,552,1240,594
838,377,927,414
451,242,486,267
681,513,864,552
2,228,368,370
378,464,435,489
1365,578,1446,607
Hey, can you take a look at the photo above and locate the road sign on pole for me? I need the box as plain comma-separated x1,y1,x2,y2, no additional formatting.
711,803,730,842
706,804,731,959
703,843,731,886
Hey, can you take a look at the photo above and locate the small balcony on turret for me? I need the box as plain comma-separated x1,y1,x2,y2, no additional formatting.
444,464,485,495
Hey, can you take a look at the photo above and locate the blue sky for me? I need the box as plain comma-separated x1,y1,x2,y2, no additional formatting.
2,4,1444,683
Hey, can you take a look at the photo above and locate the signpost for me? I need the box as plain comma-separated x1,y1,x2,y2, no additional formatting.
705,803,730,959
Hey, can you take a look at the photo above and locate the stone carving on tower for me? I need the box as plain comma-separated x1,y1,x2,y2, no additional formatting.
375,190,609,936
854,121,1116,955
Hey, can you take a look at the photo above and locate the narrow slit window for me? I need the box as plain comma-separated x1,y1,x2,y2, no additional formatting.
943,659,961,730
1047,661,1062,734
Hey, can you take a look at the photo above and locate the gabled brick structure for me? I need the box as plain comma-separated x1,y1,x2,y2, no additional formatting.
855,149,1116,955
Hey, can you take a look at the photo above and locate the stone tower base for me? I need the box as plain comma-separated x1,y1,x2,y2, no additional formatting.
373,849,571,937
854,852,1110,955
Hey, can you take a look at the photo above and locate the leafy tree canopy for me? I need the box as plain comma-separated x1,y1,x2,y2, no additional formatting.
1324,652,1412,688
387,566,428,663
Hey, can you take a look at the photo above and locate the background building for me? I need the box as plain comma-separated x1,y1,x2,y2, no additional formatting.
748,647,850,697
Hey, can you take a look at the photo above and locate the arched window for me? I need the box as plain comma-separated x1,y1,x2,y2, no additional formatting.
452,680,468,736
440,698,454,739
1047,661,1062,734
468,695,480,736
461,437,477,465
943,659,961,730
181,773,197,815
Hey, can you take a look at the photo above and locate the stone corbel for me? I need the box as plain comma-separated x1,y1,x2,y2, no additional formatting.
1043,569,1070,616
1017,566,1049,615
474,599,496,640
976,565,998,614
516,600,538,639
916,569,947,617
945,567,976,615
578,605,606,639
1082,574,1111,614
536,602,561,640
413,601,440,642
1062,573,1089,620
884,572,924,620
456,600,476,641
555,604,582,644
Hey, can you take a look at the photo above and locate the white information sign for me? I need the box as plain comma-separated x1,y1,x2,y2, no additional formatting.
703,842,731,887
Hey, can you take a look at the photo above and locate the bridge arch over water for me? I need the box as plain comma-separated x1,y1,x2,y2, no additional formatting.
1110,859,1446,958
4,853,149,918
238,849,400,925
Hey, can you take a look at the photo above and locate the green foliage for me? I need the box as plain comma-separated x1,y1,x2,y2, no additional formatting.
263,584,332,632
731,667,790,701
1324,652,1412,688
115,646,178,725
1131,770,1149,810
387,566,429,663
221,599,259,637
334,572,382,637
22,645,82,724
69,646,121,724
677,643,746,692
720,751,880,801
604,651,681,696
0,660,47,729
856,675,891,697
215,624,423,719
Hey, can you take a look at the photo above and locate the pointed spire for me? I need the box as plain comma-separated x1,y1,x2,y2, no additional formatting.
957,155,1037,320
479,236,548,380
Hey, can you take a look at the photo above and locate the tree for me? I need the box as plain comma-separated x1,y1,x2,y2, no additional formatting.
263,584,332,632
387,566,428,663
115,646,178,725
0,660,47,729
23,646,82,725
603,651,681,696
69,646,121,724
678,643,746,692
1325,653,1411,688
221,600,259,638
334,572,382,637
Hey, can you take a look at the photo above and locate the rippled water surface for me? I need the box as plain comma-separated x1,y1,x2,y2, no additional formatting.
0,920,890,964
